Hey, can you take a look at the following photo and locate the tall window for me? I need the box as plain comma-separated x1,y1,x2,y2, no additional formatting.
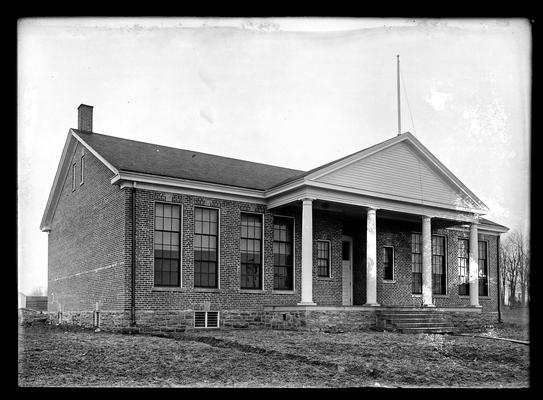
432,236,446,294
194,207,219,288
383,246,394,281
478,241,488,296
80,154,85,185
411,233,422,294
273,217,294,290
154,203,181,287
72,163,76,191
240,213,262,289
458,238,470,295
317,241,330,277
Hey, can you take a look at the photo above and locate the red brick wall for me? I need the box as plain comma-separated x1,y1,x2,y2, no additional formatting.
312,210,343,305
47,141,129,314
130,189,305,316
375,218,499,312
47,148,499,326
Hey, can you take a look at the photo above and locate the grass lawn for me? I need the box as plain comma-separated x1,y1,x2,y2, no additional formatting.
18,321,529,388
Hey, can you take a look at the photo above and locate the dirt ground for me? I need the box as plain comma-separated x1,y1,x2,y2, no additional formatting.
18,321,529,388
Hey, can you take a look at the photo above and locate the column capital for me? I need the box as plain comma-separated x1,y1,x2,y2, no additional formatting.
301,197,315,204
366,207,378,213
421,215,433,220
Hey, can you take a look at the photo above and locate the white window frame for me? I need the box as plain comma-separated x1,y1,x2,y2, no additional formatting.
272,214,296,293
316,239,332,278
432,234,448,296
72,163,76,191
80,154,85,186
240,211,265,291
152,201,183,289
193,205,221,290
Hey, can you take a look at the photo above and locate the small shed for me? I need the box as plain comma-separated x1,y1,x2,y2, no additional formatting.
25,296,48,312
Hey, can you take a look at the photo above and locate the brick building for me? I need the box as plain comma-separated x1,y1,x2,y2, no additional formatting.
40,105,508,331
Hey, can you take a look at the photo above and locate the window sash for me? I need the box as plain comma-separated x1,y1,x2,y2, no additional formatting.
72,163,76,190
194,207,219,288
273,217,293,290
317,241,330,277
478,240,488,296
240,213,262,289
432,236,446,294
411,234,422,294
458,238,470,295
80,155,85,185
154,203,182,287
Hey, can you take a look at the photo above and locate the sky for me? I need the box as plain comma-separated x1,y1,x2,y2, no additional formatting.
17,17,531,295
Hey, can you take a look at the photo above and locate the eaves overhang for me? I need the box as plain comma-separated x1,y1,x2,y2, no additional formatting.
112,170,267,204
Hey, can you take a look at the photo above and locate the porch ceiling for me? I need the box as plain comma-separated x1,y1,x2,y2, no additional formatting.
276,199,468,228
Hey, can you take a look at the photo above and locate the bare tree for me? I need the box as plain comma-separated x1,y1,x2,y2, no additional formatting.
500,230,530,307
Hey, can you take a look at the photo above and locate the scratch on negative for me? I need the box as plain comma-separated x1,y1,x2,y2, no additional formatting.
50,262,121,282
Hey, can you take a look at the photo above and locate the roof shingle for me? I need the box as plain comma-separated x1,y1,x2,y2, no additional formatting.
74,129,305,191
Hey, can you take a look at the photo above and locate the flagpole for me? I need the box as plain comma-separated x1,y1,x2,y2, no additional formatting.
397,54,401,136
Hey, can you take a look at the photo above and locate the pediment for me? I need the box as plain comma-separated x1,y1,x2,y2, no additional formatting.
312,138,482,211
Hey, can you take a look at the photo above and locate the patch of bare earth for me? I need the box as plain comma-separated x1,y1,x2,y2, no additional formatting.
18,323,529,388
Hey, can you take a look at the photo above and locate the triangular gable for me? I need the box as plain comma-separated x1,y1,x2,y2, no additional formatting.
308,133,488,213
40,130,119,231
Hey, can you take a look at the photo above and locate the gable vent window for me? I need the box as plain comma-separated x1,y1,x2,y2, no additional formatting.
194,311,220,328
72,163,77,191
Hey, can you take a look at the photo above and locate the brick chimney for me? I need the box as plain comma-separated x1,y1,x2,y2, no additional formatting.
77,104,93,132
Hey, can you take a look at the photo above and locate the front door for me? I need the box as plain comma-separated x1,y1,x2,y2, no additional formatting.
342,235,353,306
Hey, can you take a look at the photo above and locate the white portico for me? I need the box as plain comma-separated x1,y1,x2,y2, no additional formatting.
264,132,489,308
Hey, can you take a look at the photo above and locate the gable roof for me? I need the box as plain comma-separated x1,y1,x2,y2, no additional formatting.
42,128,504,232
73,129,305,191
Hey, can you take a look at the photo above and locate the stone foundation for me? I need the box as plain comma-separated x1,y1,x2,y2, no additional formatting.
22,307,499,334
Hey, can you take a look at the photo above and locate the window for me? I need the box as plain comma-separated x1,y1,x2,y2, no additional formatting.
317,240,331,277
432,236,446,294
273,217,294,290
194,311,220,328
411,233,422,294
194,207,219,288
72,163,76,191
80,154,85,185
383,246,394,281
240,213,262,289
458,238,470,295
478,241,488,296
154,203,181,287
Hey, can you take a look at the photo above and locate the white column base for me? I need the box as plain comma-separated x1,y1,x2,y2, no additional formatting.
363,303,381,307
297,301,317,306
421,303,436,308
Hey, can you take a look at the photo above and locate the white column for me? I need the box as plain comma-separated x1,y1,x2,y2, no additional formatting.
364,207,379,306
421,215,435,307
469,222,480,307
298,198,316,306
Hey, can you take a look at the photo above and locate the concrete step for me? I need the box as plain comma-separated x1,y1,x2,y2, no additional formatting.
378,312,452,318
380,316,452,322
400,326,456,334
392,321,453,329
